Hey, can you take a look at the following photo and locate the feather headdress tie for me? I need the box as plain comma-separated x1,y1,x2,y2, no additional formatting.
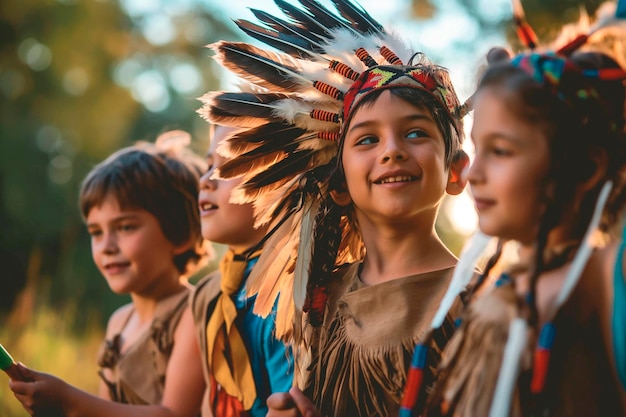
198,0,468,350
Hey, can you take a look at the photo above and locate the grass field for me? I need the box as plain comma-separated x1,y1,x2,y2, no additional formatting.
0,301,103,417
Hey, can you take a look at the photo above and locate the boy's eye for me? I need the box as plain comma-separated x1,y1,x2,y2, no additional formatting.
118,223,137,232
492,146,512,157
407,130,428,139
88,229,102,237
356,135,378,146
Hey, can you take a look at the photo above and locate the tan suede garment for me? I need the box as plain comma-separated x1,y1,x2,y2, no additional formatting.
190,271,221,417
304,263,459,417
97,288,190,405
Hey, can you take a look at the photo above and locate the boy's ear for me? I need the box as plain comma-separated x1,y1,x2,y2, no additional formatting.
330,188,352,207
446,150,469,196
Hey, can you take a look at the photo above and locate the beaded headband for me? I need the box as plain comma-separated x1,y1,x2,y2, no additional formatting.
510,1,626,132
342,65,462,130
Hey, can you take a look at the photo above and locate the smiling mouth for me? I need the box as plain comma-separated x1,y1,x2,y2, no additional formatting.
104,262,130,272
200,202,217,211
474,198,495,210
375,175,417,184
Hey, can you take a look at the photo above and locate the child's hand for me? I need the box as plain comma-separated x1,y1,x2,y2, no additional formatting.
266,387,320,417
8,363,67,416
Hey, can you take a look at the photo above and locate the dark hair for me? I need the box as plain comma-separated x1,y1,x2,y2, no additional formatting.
79,134,207,275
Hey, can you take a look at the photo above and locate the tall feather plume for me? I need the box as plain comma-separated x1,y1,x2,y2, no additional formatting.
246,214,299,319
274,0,336,40
268,0,386,64
219,133,334,189
245,175,322,341
198,91,294,128
211,41,348,114
330,0,385,35
298,0,356,35
201,91,338,133
335,216,364,265
216,122,305,160
300,62,357,93
222,134,338,203
378,31,416,63
544,1,626,66
211,42,314,92
251,176,303,227
323,29,376,68
273,99,340,131
228,142,334,211
512,0,538,50
232,149,317,201
249,8,328,51
293,194,323,310
234,19,327,60
217,143,295,181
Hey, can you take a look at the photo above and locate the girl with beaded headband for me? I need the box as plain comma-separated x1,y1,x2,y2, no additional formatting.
415,1,626,416
197,1,471,415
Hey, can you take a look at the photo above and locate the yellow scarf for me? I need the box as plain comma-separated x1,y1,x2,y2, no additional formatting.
206,249,260,409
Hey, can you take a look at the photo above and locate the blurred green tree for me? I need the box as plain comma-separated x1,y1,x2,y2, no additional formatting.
0,0,237,327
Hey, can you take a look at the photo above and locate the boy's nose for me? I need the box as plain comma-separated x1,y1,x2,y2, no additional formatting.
466,159,483,184
102,233,119,254
381,138,408,162
199,171,217,191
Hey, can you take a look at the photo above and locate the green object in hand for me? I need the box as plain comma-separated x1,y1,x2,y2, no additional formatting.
0,342,15,371
0,342,28,381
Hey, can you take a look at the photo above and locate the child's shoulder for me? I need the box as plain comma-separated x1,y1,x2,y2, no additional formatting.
547,243,620,326
189,269,221,323
105,302,134,336
579,241,625,311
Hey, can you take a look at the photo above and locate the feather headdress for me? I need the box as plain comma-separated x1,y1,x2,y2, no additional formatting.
198,0,468,350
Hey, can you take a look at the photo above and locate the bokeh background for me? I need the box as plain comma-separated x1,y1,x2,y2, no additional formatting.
0,0,609,415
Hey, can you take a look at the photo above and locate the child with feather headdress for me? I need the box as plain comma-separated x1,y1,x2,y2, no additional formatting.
419,1,626,416
196,1,472,416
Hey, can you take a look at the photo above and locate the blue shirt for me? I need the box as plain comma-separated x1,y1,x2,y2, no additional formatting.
232,258,294,416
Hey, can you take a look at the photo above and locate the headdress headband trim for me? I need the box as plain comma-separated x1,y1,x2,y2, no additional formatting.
341,66,460,128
